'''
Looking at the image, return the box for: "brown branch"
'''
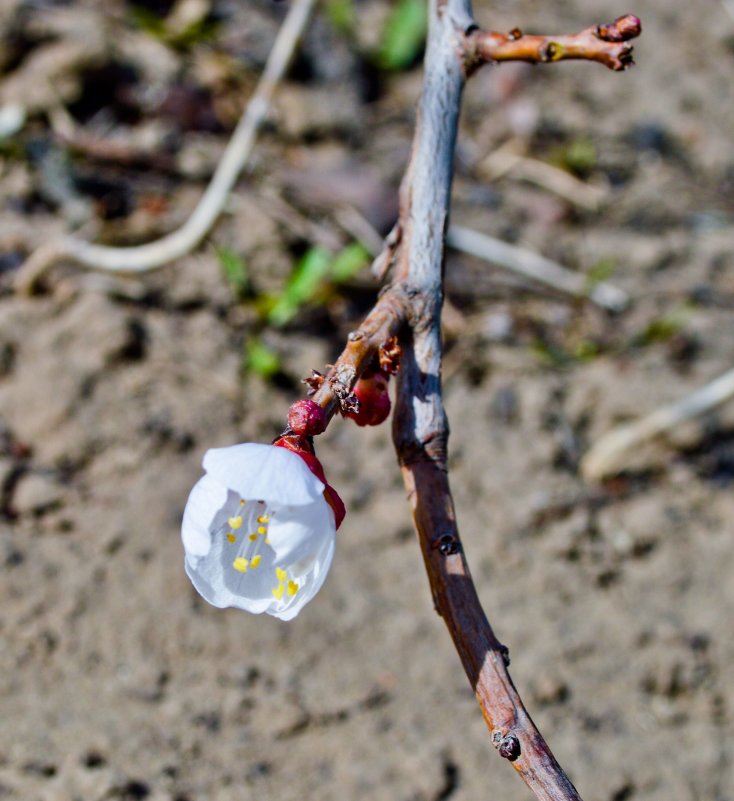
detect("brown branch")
[309,283,408,422]
[294,3,641,798]
[467,14,641,72]
[389,1,609,799]
[400,461,582,801]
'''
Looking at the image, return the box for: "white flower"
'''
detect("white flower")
[182,443,336,621]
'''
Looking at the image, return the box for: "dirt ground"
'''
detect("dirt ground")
[1,1,733,799]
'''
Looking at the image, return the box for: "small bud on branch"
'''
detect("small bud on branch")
[467,14,641,72]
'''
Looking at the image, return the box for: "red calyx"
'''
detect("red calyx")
[274,435,346,529]
[287,399,327,437]
[343,368,391,427]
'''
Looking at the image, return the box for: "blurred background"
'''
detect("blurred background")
[0,0,733,799]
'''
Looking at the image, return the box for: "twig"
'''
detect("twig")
[467,14,641,72]
[309,286,409,419]
[581,367,734,481]
[387,3,583,798]
[14,0,315,293]
[303,5,640,799]
[447,224,629,312]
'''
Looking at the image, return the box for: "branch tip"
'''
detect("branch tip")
[597,14,642,43]
[468,13,641,72]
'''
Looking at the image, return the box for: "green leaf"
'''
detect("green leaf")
[329,243,369,282]
[129,6,166,38]
[268,247,332,326]
[245,338,280,378]
[551,136,597,177]
[216,247,249,296]
[638,309,689,346]
[585,257,616,289]
[376,0,428,71]
[326,0,356,34]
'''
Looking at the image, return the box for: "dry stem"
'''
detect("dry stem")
[468,14,641,72]
[310,286,409,421]
[310,4,640,799]
[582,366,734,481]
[447,224,629,312]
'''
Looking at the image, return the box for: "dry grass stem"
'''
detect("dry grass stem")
[14,0,315,293]
[582,367,734,480]
[447,224,629,311]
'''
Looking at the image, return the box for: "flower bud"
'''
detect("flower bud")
[288,399,327,436]
[344,369,391,427]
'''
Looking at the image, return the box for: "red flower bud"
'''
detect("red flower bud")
[288,399,327,436]
[344,369,391,427]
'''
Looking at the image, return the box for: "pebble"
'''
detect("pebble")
[13,472,63,516]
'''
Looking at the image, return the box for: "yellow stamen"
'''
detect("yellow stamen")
[257,515,269,524]
[248,533,258,541]
[275,567,287,582]
[287,580,299,597]
[239,499,246,506]
[232,557,249,573]
[272,584,285,600]
[228,515,243,530]
[265,538,271,545]
[257,526,267,534]
[227,533,236,543]
[250,555,262,568]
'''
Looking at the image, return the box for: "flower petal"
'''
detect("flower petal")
[181,473,229,557]
[203,443,324,505]
[268,497,335,566]
[271,537,335,621]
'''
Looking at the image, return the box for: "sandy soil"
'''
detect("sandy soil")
[1,1,733,799]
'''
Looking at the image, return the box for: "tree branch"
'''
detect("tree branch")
[297,4,640,798]
[467,14,641,72]
[308,285,408,422]
[387,2,640,799]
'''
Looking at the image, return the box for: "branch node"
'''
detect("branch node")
[340,394,360,414]
[302,370,325,396]
[498,733,522,762]
[378,336,401,375]
[330,364,358,405]
[540,41,559,62]
[436,534,462,556]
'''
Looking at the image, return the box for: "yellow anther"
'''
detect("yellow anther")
[287,581,299,597]
[239,499,246,506]
[232,557,249,573]
[248,533,258,541]
[250,555,262,568]
[257,515,269,524]
[227,533,237,544]
[257,526,267,534]
[265,538,271,545]
[272,584,285,600]
[228,515,243,530]
[275,567,287,582]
